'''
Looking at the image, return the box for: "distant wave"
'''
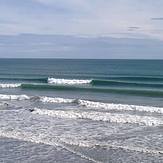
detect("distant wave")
[1,77,163,89]
[2,80,163,90]
[48,77,163,87]
[91,79,163,88]
[0,84,21,88]
[0,77,47,82]
[21,83,163,97]
[32,108,163,126]
[0,94,163,114]
[48,78,91,85]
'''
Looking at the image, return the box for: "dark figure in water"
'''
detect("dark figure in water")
[29,108,35,112]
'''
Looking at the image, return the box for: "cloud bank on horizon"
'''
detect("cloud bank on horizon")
[0,0,163,59]
[0,0,163,40]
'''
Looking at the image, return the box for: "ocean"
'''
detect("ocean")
[0,59,163,163]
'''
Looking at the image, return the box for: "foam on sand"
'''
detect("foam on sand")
[48,78,91,85]
[32,108,163,126]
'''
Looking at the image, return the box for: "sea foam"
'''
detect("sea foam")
[0,93,163,114]
[40,96,163,114]
[77,100,163,114]
[0,129,162,156]
[32,108,163,126]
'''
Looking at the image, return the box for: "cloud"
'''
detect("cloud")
[0,0,163,40]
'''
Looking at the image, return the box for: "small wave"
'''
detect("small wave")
[40,96,74,103]
[48,78,91,85]
[32,108,163,126]
[0,83,21,88]
[77,100,163,114]
[0,94,30,100]
[39,96,163,114]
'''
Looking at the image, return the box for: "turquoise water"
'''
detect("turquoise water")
[0,59,163,162]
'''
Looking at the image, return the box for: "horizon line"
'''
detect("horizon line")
[0,58,163,60]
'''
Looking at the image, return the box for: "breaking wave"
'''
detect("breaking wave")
[77,100,163,114]
[0,94,163,114]
[48,78,91,85]
[0,83,21,88]
[0,94,30,100]
[32,108,163,126]
[40,96,74,103]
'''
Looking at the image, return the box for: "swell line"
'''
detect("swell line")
[21,83,163,97]
[0,77,47,82]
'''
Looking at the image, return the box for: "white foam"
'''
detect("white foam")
[0,83,21,88]
[0,94,30,101]
[78,100,163,114]
[60,137,163,155]
[38,96,163,114]
[40,96,74,103]
[0,130,162,157]
[0,130,99,163]
[32,108,163,126]
[48,78,91,85]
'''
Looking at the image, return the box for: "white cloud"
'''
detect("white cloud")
[0,0,163,40]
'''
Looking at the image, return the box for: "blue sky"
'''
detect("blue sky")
[0,0,163,58]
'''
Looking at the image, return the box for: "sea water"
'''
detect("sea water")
[0,59,163,163]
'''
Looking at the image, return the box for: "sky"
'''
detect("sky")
[0,0,163,58]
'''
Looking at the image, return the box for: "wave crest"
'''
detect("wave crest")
[48,78,91,85]
[40,96,74,103]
